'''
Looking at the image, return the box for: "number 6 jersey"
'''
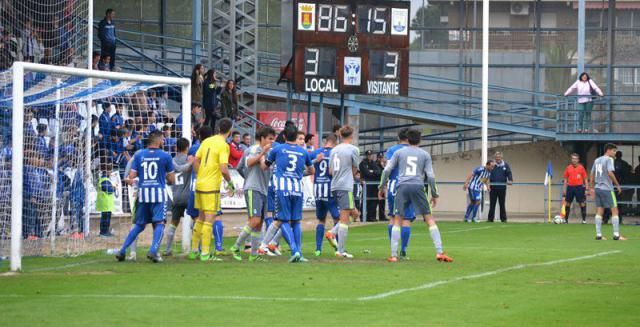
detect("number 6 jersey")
[329,143,360,193]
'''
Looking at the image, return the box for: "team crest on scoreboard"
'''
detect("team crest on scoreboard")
[343,57,361,86]
[298,3,316,31]
[391,8,409,35]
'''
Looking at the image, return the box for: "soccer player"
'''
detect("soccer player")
[563,153,589,224]
[116,130,175,263]
[380,128,416,258]
[327,126,360,259]
[463,160,496,223]
[163,138,194,256]
[189,118,235,261]
[309,134,340,256]
[379,128,453,263]
[266,124,314,263]
[230,126,276,261]
[590,143,625,241]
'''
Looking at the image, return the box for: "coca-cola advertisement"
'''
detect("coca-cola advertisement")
[258,111,317,148]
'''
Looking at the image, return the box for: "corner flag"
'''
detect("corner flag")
[544,161,553,186]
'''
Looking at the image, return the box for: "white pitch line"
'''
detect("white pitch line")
[0,293,345,303]
[28,259,108,273]
[354,226,497,242]
[2,251,622,303]
[357,250,622,301]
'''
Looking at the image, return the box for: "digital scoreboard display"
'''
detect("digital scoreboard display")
[286,0,410,96]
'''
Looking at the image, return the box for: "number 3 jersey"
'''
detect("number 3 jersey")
[385,146,439,197]
[329,143,360,193]
[131,148,175,203]
[309,146,333,200]
[267,143,312,196]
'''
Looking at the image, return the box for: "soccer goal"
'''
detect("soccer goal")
[1,62,191,271]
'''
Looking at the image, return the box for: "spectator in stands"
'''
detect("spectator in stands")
[98,102,112,148]
[488,151,513,223]
[614,151,633,217]
[147,90,158,113]
[0,30,15,69]
[158,91,169,118]
[228,130,243,168]
[35,123,51,160]
[92,51,101,70]
[239,133,251,151]
[69,165,86,239]
[39,47,53,65]
[96,162,116,237]
[176,102,203,133]
[147,111,158,133]
[111,104,124,130]
[202,69,222,129]
[305,134,315,152]
[220,79,238,120]
[98,8,117,70]
[563,72,604,133]
[98,54,111,71]
[107,129,119,163]
[21,20,41,63]
[191,64,205,105]
[360,150,382,222]
[162,125,177,156]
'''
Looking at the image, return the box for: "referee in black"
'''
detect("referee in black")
[488,152,513,222]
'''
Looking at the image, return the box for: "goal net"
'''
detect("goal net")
[0,0,90,69]
[1,62,190,271]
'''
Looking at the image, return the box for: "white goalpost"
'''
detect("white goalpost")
[6,62,191,271]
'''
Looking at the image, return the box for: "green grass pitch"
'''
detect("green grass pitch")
[1,222,638,326]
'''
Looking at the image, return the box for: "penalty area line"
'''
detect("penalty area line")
[357,250,622,301]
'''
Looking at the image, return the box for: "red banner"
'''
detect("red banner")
[257,111,317,148]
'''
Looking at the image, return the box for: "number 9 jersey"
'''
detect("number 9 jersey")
[131,148,175,203]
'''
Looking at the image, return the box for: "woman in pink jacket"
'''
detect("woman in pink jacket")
[564,72,604,133]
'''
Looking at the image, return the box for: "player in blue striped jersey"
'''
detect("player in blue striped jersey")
[463,160,496,223]
[265,124,314,263]
[117,131,175,263]
[381,128,416,258]
[309,134,340,256]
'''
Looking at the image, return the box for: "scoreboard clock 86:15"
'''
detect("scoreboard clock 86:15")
[282,0,410,96]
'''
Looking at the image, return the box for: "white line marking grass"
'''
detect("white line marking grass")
[357,250,622,301]
[1,250,621,302]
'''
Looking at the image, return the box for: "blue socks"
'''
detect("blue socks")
[471,204,480,221]
[401,226,411,254]
[120,224,145,255]
[214,220,224,251]
[149,223,165,255]
[464,204,473,220]
[280,222,298,254]
[315,223,325,251]
[292,221,302,254]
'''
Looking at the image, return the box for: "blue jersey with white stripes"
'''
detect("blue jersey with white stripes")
[267,143,311,195]
[385,143,407,194]
[132,148,174,203]
[310,147,333,200]
[469,166,491,191]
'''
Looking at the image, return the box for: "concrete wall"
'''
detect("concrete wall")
[430,140,573,215]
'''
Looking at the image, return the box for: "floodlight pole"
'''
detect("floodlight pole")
[481,0,489,165]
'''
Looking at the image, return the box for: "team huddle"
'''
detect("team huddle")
[114,119,454,263]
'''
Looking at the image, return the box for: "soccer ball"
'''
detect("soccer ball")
[553,215,565,224]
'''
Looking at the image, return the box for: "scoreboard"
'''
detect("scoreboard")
[284,0,410,96]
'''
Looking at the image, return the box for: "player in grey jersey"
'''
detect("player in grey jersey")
[230,126,277,261]
[379,129,453,263]
[590,143,625,241]
[328,126,361,259]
